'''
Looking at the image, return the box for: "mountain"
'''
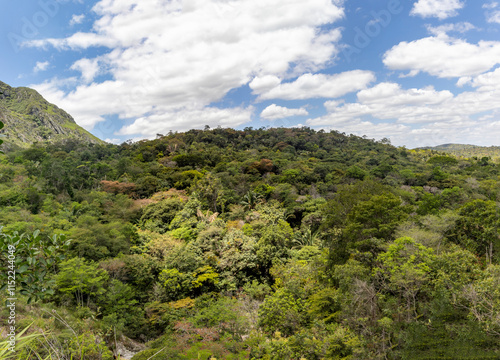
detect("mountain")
[420,143,500,159]
[0,80,103,149]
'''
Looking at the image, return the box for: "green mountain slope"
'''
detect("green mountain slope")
[2,127,500,359]
[420,143,500,159]
[0,80,103,149]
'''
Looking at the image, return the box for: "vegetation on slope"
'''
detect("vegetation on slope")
[1,126,500,359]
[0,81,103,150]
[421,143,500,161]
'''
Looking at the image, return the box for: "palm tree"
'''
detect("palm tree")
[240,191,263,210]
[292,227,321,248]
[196,209,219,223]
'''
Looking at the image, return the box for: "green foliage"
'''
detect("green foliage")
[190,296,250,340]
[428,155,459,166]
[250,322,361,360]
[53,257,109,307]
[258,288,305,336]
[0,324,43,359]
[69,219,136,260]
[424,143,500,160]
[0,228,70,303]
[461,264,500,336]
[3,127,500,359]
[345,165,366,180]
[327,189,409,266]
[140,197,185,233]
[255,219,293,271]
[98,279,139,319]
[401,318,500,359]
[373,237,435,321]
[159,268,193,301]
[345,192,407,240]
[67,332,115,360]
[0,81,103,149]
[448,199,500,262]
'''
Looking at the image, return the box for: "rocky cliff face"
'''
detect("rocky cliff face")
[0,81,103,149]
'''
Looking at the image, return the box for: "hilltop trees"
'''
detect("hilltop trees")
[2,127,500,359]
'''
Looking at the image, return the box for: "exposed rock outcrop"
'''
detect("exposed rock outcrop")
[0,80,103,149]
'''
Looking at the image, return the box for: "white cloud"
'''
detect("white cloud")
[69,14,85,26]
[33,61,50,73]
[425,22,475,36]
[316,82,455,126]
[356,82,454,106]
[483,2,498,9]
[483,1,500,23]
[456,76,472,87]
[487,11,500,23]
[249,76,281,93]
[28,0,345,138]
[260,104,308,120]
[117,106,254,136]
[411,0,465,20]
[383,35,500,78]
[319,120,411,144]
[470,67,500,91]
[70,58,100,83]
[251,70,376,100]
[307,70,500,147]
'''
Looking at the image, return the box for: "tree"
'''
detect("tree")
[258,288,305,336]
[54,257,109,307]
[240,190,263,210]
[140,197,185,233]
[345,165,366,180]
[461,265,500,336]
[329,192,408,265]
[448,199,500,263]
[0,228,71,303]
[373,237,435,322]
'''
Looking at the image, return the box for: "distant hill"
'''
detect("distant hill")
[0,80,103,149]
[419,143,500,160]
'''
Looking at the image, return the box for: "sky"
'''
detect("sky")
[1,0,500,148]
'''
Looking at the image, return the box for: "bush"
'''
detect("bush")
[258,288,305,336]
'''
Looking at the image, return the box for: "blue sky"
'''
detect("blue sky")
[2,0,500,147]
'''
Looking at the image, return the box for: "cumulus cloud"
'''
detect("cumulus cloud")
[117,106,254,136]
[70,58,100,83]
[249,76,281,93]
[487,12,500,23]
[316,82,455,126]
[410,0,465,20]
[28,0,345,138]
[307,71,500,147]
[69,14,85,26]
[260,104,308,120]
[251,70,376,100]
[33,61,50,73]
[483,2,498,9]
[484,2,500,23]
[470,67,500,91]
[425,22,475,36]
[383,35,500,78]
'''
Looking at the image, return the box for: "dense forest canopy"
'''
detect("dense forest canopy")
[1,126,500,359]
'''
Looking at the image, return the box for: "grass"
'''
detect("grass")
[0,324,43,360]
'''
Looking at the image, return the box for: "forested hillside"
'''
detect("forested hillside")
[422,143,500,161]
[1,126,500,359]
[0,81,102,149]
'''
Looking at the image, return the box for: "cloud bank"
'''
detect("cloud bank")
[30,0,345,137]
